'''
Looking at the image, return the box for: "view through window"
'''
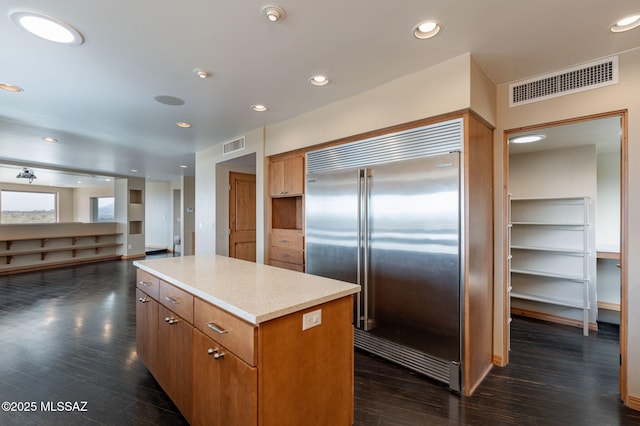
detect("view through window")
[1,190,57,223]
[91,197,115,222]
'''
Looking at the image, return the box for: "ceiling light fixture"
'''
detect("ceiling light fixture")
[309,75,330,86]
[261,5,286,22]
[9,9,84,45]
[176,122,192,128]
[179,165,188,169]
[610,14,640,33]
[251,104,268,112]
[130,169,139,173]
[413,20,442,39]
[42,137,57,143]
[0,83,23,92]
[509,135,546,144]
[193,68,212,79]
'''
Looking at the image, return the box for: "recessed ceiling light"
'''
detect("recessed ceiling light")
[193,68,212,79]
[179,164,188,168]
[0,83,23,92]
[9,9,84,45]
[251,104,268,112]
[105,178,111,182]
[176,122,192,128]
[510,135,546,144]
[42,137,57,143]
[261,5,286,22]
[309,75,330,86]
[610,14,640,33]
[413,20,442,39]
[131,169,139,173]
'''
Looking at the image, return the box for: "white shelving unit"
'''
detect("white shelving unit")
[509,196,591,336]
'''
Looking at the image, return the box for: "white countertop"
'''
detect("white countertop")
[134,255,360,325]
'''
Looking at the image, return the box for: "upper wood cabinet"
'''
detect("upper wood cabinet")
[269,154,304,197]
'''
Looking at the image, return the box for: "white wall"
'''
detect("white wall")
[195,129,265,262]
[73,185,114,223]
[145,181,172,249]
[597,151,621,250]
[495,48,640,402]
[509,145,598,323]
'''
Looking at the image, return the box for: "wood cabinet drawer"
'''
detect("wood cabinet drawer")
[159,280,194,324]
[269,259,305,272]
[137,269,160,300]
[194,298,257,366]
[271,229,304,250]
[270,246,304,265]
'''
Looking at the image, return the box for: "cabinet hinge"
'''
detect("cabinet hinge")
[228,184,232,191]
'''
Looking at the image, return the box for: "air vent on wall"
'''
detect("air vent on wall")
[509,56,618,107]
[222,136,245,155]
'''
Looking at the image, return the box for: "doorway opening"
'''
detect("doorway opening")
[215,153,257,260]
[503,111,628,401]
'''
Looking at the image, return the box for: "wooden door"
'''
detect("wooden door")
[229,172,256,262]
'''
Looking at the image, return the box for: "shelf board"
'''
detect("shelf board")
[510,221,587,227]
[511,245,588,255]
[510,268,588,282]
[510,291,588,310]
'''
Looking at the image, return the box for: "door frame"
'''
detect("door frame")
[501,110,628,402]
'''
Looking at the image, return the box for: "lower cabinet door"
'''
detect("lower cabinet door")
[192,329,257,426]
[158,305,193,422]
[136,288,158,376]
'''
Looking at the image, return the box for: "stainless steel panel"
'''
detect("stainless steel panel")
[305,168,359,285]
[306,118,463,174]
[366,153,460,362]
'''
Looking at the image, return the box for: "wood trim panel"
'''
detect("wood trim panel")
[598,301,621,312]
[463,112,495,396]
[627,395,640,411]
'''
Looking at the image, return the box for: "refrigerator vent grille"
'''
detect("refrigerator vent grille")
[354,329,452,386]
[306,118,463,173]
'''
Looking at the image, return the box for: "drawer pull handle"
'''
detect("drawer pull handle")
[139,280,152,287]
[207,321,229,334]
[278,239,289,243]
[164,296,180,304]
[165,316,179,325]
[278,253,290,258]
[207,347,225,359]
[138,297,150,303]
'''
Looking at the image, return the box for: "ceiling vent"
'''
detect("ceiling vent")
[509,56,618,107]
[222,136,245,155]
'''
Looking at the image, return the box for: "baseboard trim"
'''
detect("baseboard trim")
[511,308,598,331]
[627,395,640,411]
[598,301,621,312]
[492,354,505,367]
[122,253,146,260]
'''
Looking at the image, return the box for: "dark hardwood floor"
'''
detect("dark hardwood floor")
[0,258,638,425]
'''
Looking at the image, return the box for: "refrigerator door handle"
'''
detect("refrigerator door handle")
[362,168,371,331]
[356,169,363,329]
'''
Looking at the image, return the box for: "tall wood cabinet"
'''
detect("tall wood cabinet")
[268,153,305,272]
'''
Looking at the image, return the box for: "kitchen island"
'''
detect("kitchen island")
[134,255,360,425]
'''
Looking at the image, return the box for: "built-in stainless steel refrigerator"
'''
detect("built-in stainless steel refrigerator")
[305,119,465,392]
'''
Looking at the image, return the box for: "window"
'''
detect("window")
[91,197,115,222]
[1,190,57,223]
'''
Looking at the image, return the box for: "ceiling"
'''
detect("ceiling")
[1,1,638,186]
[508,116,622,156]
